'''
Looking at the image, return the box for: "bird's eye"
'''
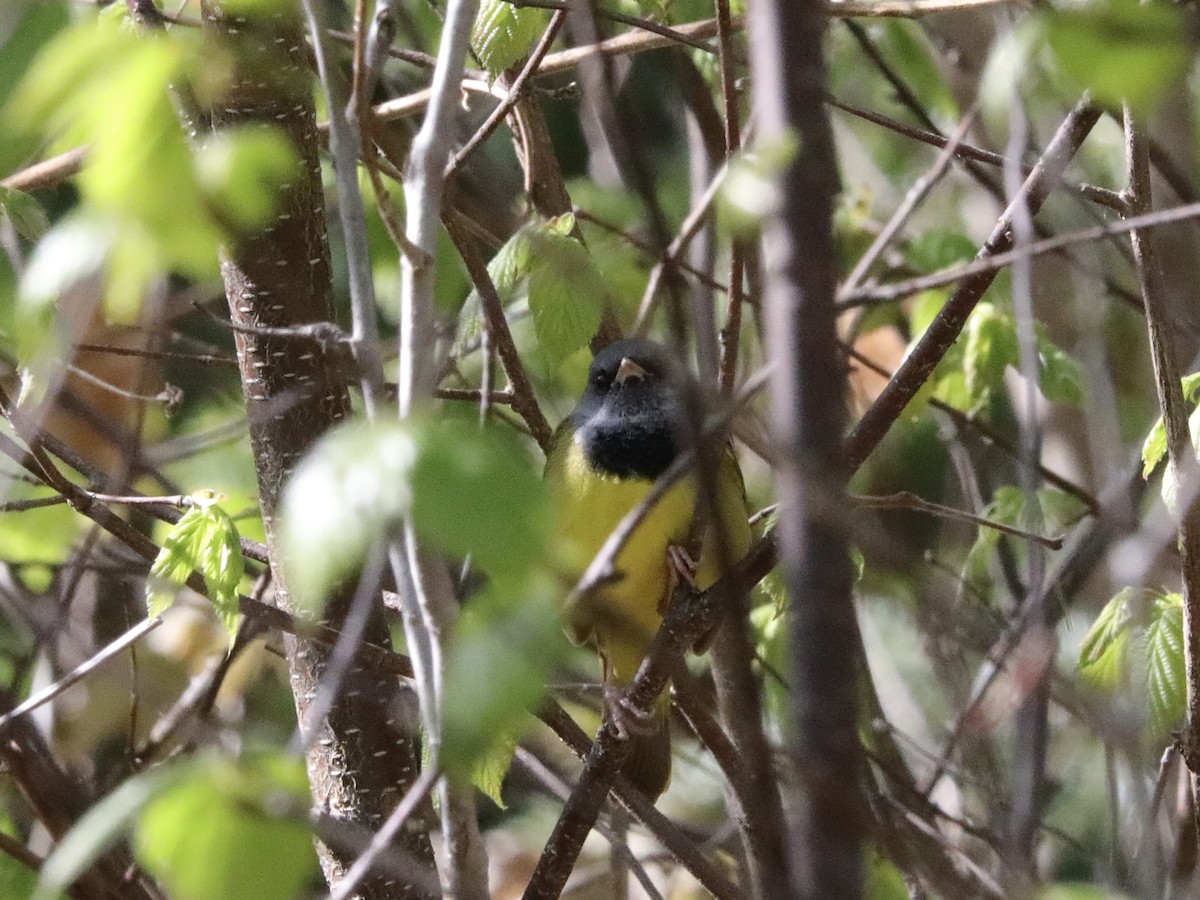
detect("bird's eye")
[593,373,610,389]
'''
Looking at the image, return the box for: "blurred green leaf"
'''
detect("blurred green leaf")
[1038,339,1084,407]
[1145,591,1184,739]
[194,128,300,233]
[717,131,799,236]
[1140,372,1200,479]
[904,230,976,274]
[146,490,245,641]
[0,186,48,241]
[1043,0,1187,113]
[134,753,316,900]
[35,765,183,900]
[410,420,550,577]
[279,419,417,612]
[864,846,909,900]
[962,303,1018,412]
[471,0,550,73]
[443,579,564,776]
[280,417,551,611]
[5,10,221,318]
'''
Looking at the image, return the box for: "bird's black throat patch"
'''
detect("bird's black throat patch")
[574,396,680,480]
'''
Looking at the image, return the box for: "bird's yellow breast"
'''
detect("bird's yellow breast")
[553,436,697,679]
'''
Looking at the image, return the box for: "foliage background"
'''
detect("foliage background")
[1,0,1200,898]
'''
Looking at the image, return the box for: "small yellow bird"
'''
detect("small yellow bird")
[545,338,752,800]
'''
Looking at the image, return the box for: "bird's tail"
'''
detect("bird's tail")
[620,697,671,801]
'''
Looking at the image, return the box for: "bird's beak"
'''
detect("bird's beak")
[615,357,647,386]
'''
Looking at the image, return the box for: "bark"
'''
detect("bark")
[200,7,434,896]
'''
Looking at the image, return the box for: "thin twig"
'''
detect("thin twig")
[444,214,554,450]
[0,616,162,732]
[839,108,977,300]
[329,767,442,900]
[838,198,1200,308]
[852,491,1063,549]
[444,11,566,182]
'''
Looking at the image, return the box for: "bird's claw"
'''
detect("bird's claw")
[604,685,657,740]
[666,543,698,596]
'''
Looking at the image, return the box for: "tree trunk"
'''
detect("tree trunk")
[201,7,435,896]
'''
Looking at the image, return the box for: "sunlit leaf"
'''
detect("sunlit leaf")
[146,490,245,641]
[472,730,518,809]
[5,10,221,318]
[1144,592,1184,739]
[1141,372,1200,479]
[471,0,550,74]
[962,303,1018,412]
[1078,587,1137,691]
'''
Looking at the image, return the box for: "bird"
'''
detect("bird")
[544,337,752,800]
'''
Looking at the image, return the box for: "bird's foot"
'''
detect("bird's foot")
[603,684,657,740]
[665,544,698,607]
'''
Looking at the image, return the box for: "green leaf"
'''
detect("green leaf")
[1038,340,1084,407]
[194,127,300,233]
[410,419,551,578]
[904,230,977,274]
[146,490,245,641]
[1078,587,1137,691]
[962,303,1018,412]
[524,229,606,364]
[1142,417,1167,479]
[475,219,607,363]
[472,730,518,809]
[875,22,958,126]
[133,753,316,900]
[1141,371,1200,479]
[279,419,417,612]
[280,417,552,611]
[471,0,550,73]
[35,765,183,900]
[443,579,566,776]
[0,186,48,241]
[1043,0,1188,113]
[6,12,220,318]
[1144,592,1185,739]
[717,131,800,236]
